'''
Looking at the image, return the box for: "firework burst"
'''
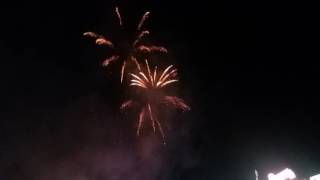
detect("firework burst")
[121,60,190,144]
[84,7,167,83]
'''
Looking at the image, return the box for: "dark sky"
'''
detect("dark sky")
[1,0,319,180]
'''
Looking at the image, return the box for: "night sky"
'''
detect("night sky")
[1,0,319,180]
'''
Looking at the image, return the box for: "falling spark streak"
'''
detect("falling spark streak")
[130,80,147,88]
[122,60,190,143]
[131,79,144,84]
[158,65,173,82]
[102,55,119,67]
[158,69,178,86]
[83,32,100,38]
[147,103,156,132]
[83,32,113,47]
[160,79,178,87]
[96,38,113,46]
[163,96,190,111]
[139,72,150,83]
[153,66,157,83]
[137,45,168,54]
[121,61,126,83]
[131,78,146,85]
[137,12,150,30]
[130,73,145,83]
[84,7,167,83]
[130,83,147,89]
[145,60,154,86]
[120,100,133,109]
[131,57,141,71]
[115,7,122,26]
[154,116,166,144]
[133,30,150,46]
[137,108,146,135]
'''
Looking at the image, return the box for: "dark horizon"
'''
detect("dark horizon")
[1,0,319,180]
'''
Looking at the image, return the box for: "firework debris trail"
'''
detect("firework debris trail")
[121,60,190,144]
[83,6,167,83]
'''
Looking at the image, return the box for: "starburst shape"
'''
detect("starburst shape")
[121,60,190,143]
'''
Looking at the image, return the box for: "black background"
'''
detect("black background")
[1,0,319,180]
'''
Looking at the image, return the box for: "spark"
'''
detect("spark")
[115,7,122,26]
[133,30,150,46]
[131,57,141,71]
[137,45,168,54]
[137,12,150,31]
[122,60,190,144]
[121,61,127,83]
[102,55,119,67]
[83,32,113,47]
[84,7,167,83]
[120,100,134,109]
[137,107,146,136]
[163,96,190,111]
[147,103,156,132]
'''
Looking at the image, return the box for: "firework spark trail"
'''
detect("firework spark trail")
[139,72,150,84]
[84,7,167,83]
[147,103,156,132]
[130,73,146,86]
[154,115,166,144]
[158,65,173,81]
[145,60,154,86]
[115,7,122,26]
[122,60,190,143]
[137,108,146,135]
[96,38,113,46]
[102,55,119,67]
[137,45,168,54]
[157,67,177,87]
[133,30,150,46]
[83,32,100,38]
[120,100,133,109]
[131,57,141,71]
[163,96,190,111]
[121,61,127,83]
[137,12,150,30]
[153,66,157,84]
[158,70,177,86]
[159,79,178,87]
[83,32,113,47]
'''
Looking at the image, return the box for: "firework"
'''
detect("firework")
[121,60,190,144]
[84,7,167,83]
